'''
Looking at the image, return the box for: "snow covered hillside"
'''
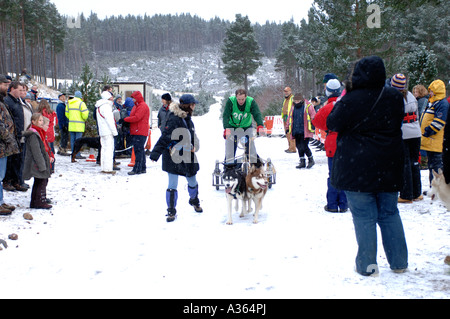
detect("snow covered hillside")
[94,46,281,94]
[0,100,449,299]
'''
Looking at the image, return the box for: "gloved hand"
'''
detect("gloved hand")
[423,127,434,138]
[223,128,231,140]
[257,125,265,136]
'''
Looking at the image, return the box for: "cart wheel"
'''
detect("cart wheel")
[215,176,220,190]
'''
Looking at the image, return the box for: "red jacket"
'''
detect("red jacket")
[124,91,150,136]
[311,96,338,158]
[42,108,57,143]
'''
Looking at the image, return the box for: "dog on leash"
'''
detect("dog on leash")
[245,165,268,224]
[429,169,450,211]
[224,167,251,225]
[71,136,101,163]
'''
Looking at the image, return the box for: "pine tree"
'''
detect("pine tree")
[405,44,437,89]
[274,21,301,88]
[221,14,263,92]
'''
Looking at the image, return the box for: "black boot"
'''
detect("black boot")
[188,185,203,213]
[166,189,178,222]
[296,158,306,169]
[307,156,315,169]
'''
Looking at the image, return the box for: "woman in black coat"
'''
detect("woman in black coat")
[150,94,202,222]
[326,56,408,276]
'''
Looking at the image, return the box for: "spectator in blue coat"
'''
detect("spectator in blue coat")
[56,93,69,155]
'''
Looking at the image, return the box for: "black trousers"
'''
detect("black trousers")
[31,178,48,207]
[400,137,421,200]
[294,134,312,159]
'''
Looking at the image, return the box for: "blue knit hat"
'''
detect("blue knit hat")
[74,91,82,98]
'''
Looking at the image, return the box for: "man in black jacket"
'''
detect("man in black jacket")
[327,56,408,277]
[3,81,27,192]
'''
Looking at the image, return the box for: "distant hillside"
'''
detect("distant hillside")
[92,45,282,95]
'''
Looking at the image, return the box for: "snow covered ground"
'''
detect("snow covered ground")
[0,101,449,299]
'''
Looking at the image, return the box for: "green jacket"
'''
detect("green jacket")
[223,96,264,129]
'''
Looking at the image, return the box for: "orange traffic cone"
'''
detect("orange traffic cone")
[86,148,96,162]
[128,148,135,167]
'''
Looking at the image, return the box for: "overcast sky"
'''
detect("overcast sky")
[50,0,314,24]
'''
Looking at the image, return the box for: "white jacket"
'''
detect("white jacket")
[402,91,421,140]
[95,93,118,137]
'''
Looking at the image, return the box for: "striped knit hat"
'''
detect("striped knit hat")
[391,74,407,90]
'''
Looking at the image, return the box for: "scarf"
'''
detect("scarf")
[31,124,52,158]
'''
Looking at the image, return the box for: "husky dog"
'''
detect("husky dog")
[245,165,268,224]
[224,167,251,225]
[430,169,450,211]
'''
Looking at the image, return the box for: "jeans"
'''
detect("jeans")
[327,157,347,211]
[426,151,443,186]
[345,191,408,275]
[131,135,147,174]
[70,132,83,153]
[0,157,7,205]
[168,173,198,190]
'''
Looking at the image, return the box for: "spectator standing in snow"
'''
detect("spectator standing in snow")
[150,94,202,222]
[281,87,296,153]
[23,113,52,209]
[389,74,423,203]
[312,79,348,213]
[420,79,449,187]
[0,75,20,215]
[96,91,119,175]
[443,104,450,184]
[327,56,408,277]
[66,91,89,159]
[288,93,316,169]
[3,81,27,192]
[158,93,172,133]
[56,94,69,155]
[38,99,57,173]
[124,91,149,175]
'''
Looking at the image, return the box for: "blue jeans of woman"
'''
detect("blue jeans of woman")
[131,135,147,174]
[345,191,408,275]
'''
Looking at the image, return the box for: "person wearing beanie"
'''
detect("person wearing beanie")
[420,79,449,187]
[288,93,316,169]
[390,74,423,203]
[158,93,172,133]
[312,79,348,213]
[150,93,202,222]
[65,90,89,159]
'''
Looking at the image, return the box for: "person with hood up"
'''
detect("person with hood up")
[389,74,423,203]
[124,91,149,175]
[312,78,348,213]
[66,91,89,158]
[96,91,118,175]
[327,56,408,277]
[150,94,202,222]
[420,79,449,187]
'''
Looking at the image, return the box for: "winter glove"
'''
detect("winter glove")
[223,128,231,140]
[257,125,265,136]
[422,126,435,138]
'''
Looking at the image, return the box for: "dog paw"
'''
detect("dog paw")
[226,220,233,225]
[253,219,258,224]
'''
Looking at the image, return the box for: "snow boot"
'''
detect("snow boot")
[307,156,315,169]
[166,189,178,222]
[188,185,203,213]
[296,158,306,169]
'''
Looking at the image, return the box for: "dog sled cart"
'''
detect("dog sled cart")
[212,136,276,190]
